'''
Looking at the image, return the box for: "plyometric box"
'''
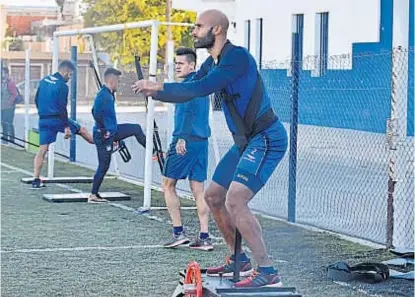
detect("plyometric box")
[43,192,131,203]
[21,177,93,184]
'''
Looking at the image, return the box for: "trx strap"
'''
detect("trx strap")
[88,61,131,162]
[327,261,389,283]
[1,133,70,159]
[133,55,165,173]
[216,42,277,152]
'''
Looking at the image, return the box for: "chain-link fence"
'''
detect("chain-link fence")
[259,47,414,248]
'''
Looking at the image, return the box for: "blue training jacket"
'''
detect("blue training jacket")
[155,41,273,135]
[173,72,211,140]
[35,72,70,127]
[92,85,117,136]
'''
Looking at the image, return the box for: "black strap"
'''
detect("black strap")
[134,55,165,172]
[221,90,248,150]
[243,73,264,135]
[327,261,389,283]
[215,41,277,152]
[114,140,131,162]
[221,73,275,151]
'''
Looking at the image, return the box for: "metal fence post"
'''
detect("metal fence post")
[288,14,303,222]
[70,46,77,162]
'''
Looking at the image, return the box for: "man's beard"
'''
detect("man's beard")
[194,28,215,49]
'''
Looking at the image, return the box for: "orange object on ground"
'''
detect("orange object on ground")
[184,261,203,297]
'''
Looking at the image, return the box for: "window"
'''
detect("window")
[313,12,329,76]
[244,20,251,52]
[255,18,263,69]
[288,14,304,77]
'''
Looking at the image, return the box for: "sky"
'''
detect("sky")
[0,0,58,7]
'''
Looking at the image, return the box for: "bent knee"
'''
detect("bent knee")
[162,178,176,193]
[38,145,49,154]
[225,187,249,212]
[190,181,204,194]
[204,188,225,209]
[134,124,144,134]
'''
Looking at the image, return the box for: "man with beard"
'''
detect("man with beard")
[89,67,148,203]
[132,9,288,288]
[32,60,94,189]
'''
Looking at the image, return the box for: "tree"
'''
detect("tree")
[82,0,196,66]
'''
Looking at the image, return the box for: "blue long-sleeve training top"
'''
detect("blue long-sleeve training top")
[155,41,273,135]
[173,72,211,140]
[35,72,70,127]
[92,85,118,136]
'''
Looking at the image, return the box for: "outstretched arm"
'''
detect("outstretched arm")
[132,49,249,103]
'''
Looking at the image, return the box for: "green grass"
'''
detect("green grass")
[1,145,413,297]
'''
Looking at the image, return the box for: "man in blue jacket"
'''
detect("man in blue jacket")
[89,67,147,203]
[132,9,288,288]
[162,48,212,251]
[32,60,94,189]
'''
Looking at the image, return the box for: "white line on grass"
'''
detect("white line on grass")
[1,162,223,240]
[1,162,33,175]
[1,245,165,254]
[1,170,19,174]
[148,206,197,210]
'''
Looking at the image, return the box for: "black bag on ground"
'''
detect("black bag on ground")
[327,261,389,283]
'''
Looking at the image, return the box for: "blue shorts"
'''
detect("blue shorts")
[163,137,208,182]
[212,120,288,194]
[39,118,81,145]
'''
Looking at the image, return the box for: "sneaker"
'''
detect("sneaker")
[206,257,253,277]
[31,179,46,189]
[88,194,109,203]
[163,232,190,248]
[233,269,283,288]
[189,237,214,251]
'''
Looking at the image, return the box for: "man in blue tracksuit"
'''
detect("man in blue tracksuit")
[133,9,288,288]
[89,68,147,203]
[32,60,94,189]
[161,48,212,251]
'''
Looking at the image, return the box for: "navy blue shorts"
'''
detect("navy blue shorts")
[39,118,81,145]
[163,137,209,182]
[212,120,288,194]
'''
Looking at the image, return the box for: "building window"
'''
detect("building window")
[314,12,329,76]
[255,18,263,69]
[244,20,251,52]
[288,14,304,77]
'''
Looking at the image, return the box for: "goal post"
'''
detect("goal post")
[49,19,221,210]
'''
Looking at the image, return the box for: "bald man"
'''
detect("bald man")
[132,9,287,288]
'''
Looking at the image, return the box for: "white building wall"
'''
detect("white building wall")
[173,0,381,65]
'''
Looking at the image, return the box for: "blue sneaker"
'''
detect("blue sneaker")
[31,178,46,189]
